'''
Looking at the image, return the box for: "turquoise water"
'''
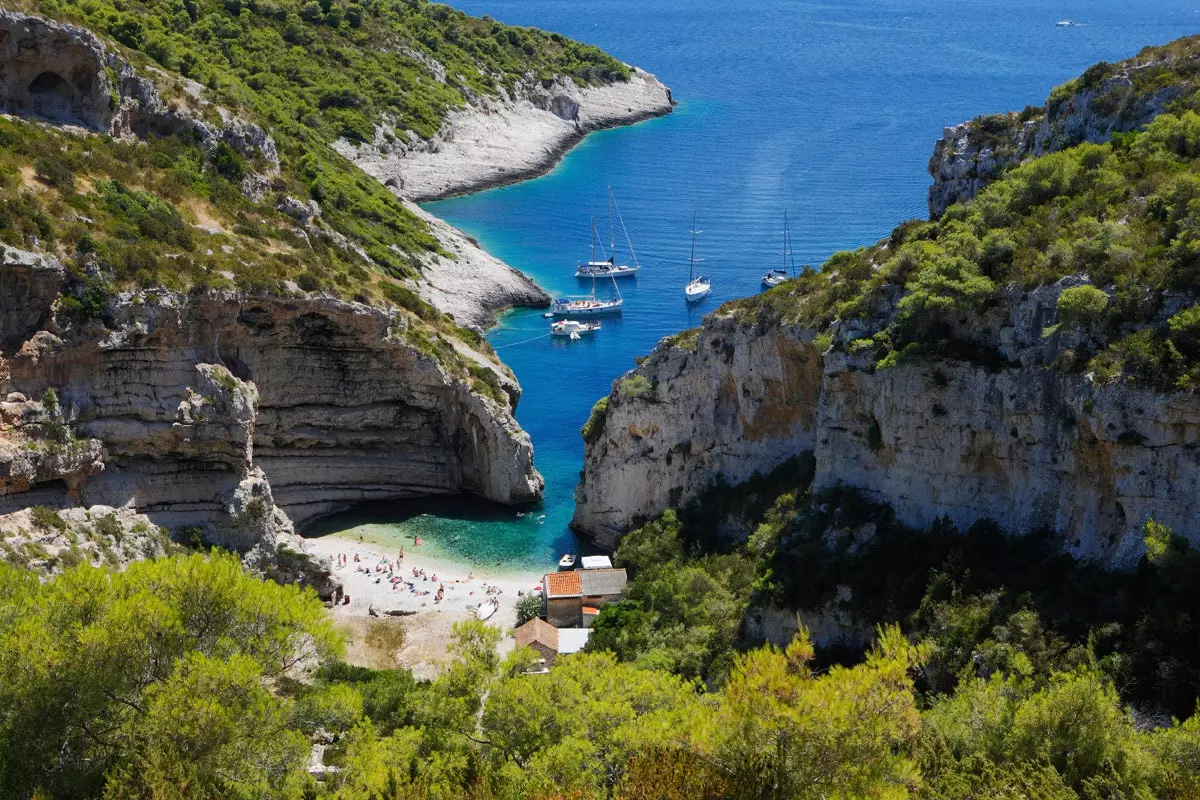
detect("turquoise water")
[309,0,1200,570]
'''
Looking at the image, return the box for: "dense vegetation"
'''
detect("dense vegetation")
[5,542,1200,799]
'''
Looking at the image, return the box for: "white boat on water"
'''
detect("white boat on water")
[575,188,642,279]
[548,271,623,317]
[1056,19,1077,26]
[558,553,577,569]
[551,320,600,341]
[761,210,798,289]
[685,211,712,303]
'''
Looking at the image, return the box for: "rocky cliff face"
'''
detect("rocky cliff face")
[572,317,821,549]
[339,68,675,203]
[574,285,1200,567]
[1,251,542,562]
[0,11,278,165]
[928,53,1192,217]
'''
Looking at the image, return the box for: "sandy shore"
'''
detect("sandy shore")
[304,534,544,679]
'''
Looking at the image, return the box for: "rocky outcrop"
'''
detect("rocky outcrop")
[339,68,674,203]
[405,200,549,330]
[928,57,1190,217]
[0,11,277,166]
[0,252,543,560]
[574,285,1200,568]
[572,318,822,549]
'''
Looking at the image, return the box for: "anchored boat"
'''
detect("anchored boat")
[575,187,641,279]
[684,210,712,303]
[551,319,601,341]
[762,210,797,289]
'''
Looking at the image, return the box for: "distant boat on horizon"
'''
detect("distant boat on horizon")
[1056,19,1078,27]
[684,210,712,303]
[575,187,641,279]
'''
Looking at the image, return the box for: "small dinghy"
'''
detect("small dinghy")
[551,320,600,341]
[558,553,577,569]
[475,597,499,621]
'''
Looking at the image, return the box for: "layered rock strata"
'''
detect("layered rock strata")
[574,284,1200,568]
[1,253,543,560]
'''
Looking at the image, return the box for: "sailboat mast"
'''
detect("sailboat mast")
[783,210,789,275]
[590,216,597,265]
[689,210,698,283]
[608,188,616,264]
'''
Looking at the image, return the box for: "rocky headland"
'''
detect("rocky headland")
[337,68,674,203]
[928,36,1200,217]
[576,36,1200,571]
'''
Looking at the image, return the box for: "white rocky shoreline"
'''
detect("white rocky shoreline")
[345,69,675,328]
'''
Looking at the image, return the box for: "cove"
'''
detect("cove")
[313,0,1200,570]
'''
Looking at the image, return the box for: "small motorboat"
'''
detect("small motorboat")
[1056,19,1077,26]
[551,320,601,341]
[558,553,577,569]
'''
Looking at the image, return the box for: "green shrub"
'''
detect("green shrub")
[581,396,609,444]
[619,374,653,400]
[29,506,66,533]
[1057,285,1108,326]
[33,157,75,192]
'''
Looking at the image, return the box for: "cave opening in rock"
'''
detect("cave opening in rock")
[27,70,74,119]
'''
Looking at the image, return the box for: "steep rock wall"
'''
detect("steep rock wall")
[574,291,1200,567]
[1,254,542,559]
[928,59,1188,217]
[572,316,822,549]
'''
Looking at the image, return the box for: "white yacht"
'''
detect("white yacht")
[762,210,797,289]
[684,211,711,303]
[558,553,577,569]
[575,188,642,279]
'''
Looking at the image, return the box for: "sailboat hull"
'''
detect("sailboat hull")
[575,264,641,279]
[551,301,624,317]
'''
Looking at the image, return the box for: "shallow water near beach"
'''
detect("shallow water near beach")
[310,0,1200,570]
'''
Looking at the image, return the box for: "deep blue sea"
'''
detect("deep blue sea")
[308,0,1200,571]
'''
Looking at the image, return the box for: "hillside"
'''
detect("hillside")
[0,1,673,564]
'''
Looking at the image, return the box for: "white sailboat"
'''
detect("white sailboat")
[549,227,624,317]
[762,210,797,289]
[684,211,711,303]
[575,187,641,279]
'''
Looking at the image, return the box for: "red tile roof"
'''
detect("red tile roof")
[544,570,582,597]
[515,617,558,650]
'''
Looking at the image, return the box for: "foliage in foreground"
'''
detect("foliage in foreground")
[2,545,1200,799]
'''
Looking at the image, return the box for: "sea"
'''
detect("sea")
[304,0,1200,571]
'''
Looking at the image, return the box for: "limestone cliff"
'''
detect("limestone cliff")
[1,250,542,561]
[337,68,675,203]
[574,282,1200,568]
[928,38,1200,217]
